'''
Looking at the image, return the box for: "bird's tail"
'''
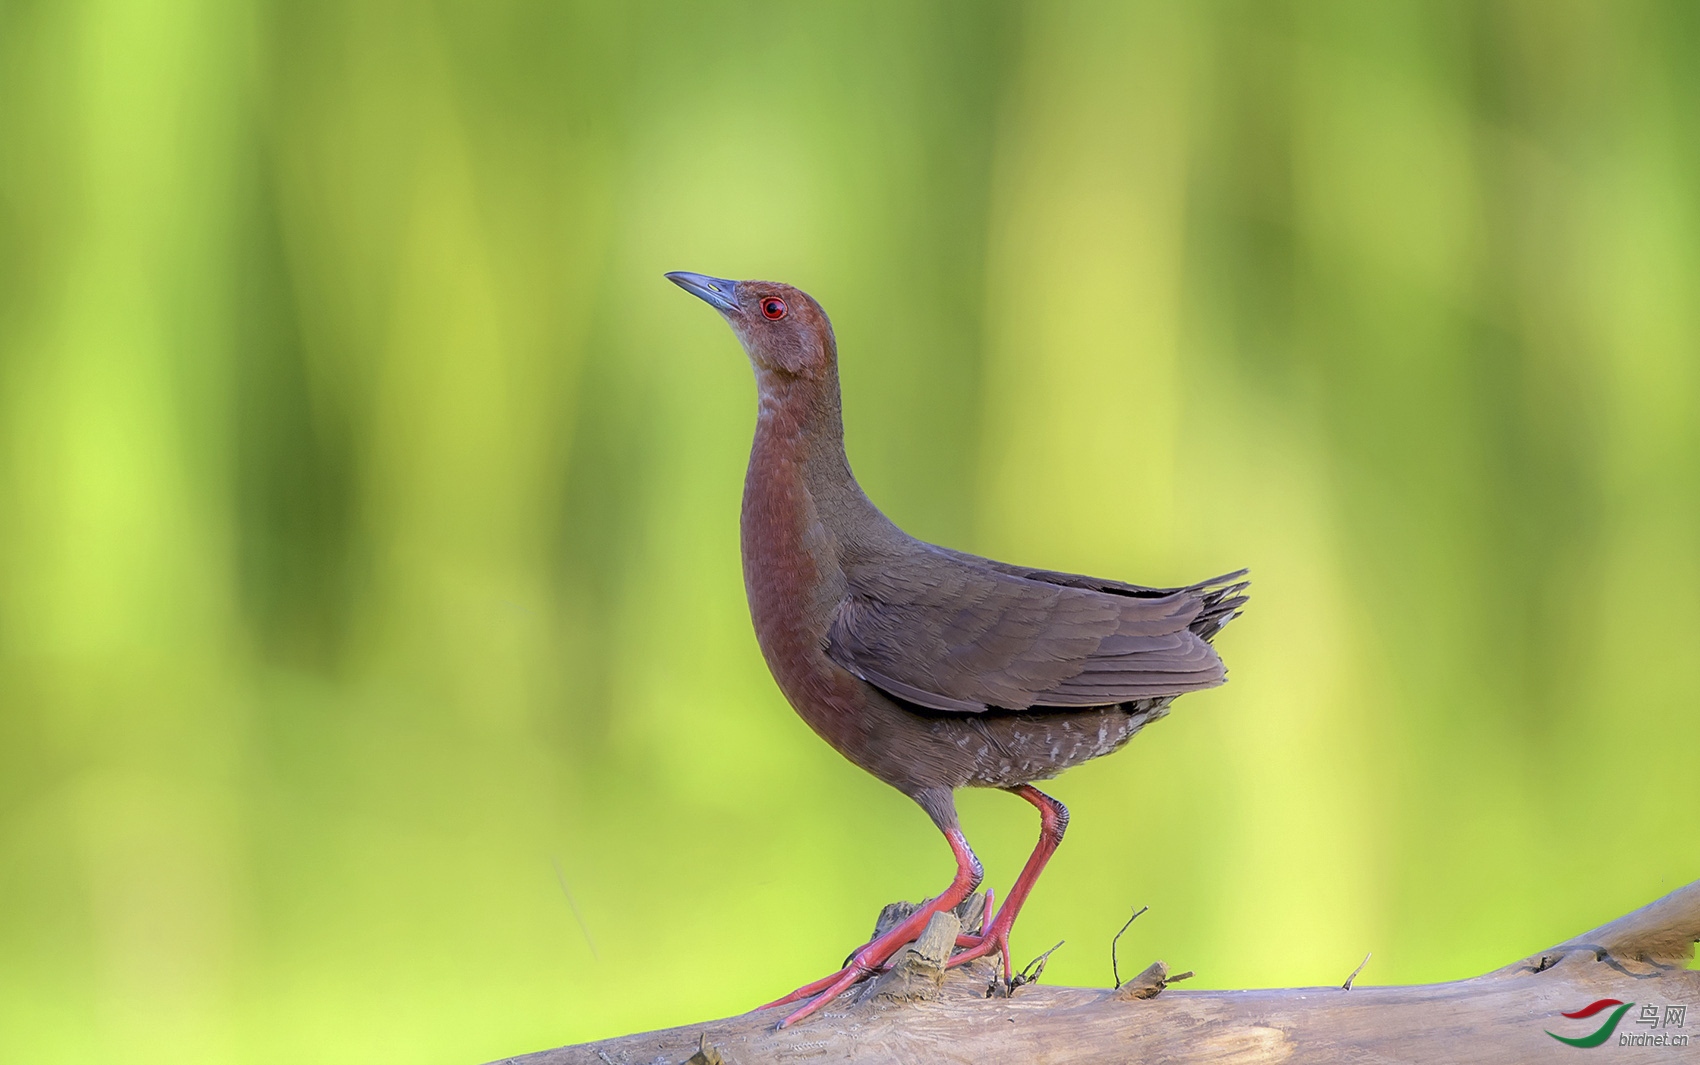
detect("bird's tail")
[1185,569,1250,643]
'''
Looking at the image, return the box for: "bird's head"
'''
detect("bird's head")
[666,272,836,380]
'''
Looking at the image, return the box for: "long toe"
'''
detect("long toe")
[758,924,907,1020]
[777,966,875,1028]
[758,965,862,1011]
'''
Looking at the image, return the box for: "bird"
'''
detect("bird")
[666,271,1247,1027]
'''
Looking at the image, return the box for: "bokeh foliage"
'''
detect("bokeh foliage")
[2,1,1698,1061]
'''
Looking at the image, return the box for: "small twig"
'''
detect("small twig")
[1111,905,1149,988]
[1342,952,1371,991]
[1168,970,1195,983]
[987,940,1066,998]
[1014,941,1065,988]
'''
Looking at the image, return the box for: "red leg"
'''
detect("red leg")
[762,826,982,1027]
[955,886,993,948]
[947,785,1067,982]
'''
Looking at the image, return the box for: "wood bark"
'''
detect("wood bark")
[492,878,1700,1064]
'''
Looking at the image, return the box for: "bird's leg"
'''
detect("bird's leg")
[762,826,982,1027]
[951,886,995,950]
[947,784,1068,983]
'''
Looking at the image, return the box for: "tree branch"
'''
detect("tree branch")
[493,878,1700,1064]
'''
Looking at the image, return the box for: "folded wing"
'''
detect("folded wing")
[826,546,1241,714]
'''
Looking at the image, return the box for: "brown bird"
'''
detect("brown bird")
[667,272,1247,1027]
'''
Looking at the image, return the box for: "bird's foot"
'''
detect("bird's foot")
[953,932,1062,998]
[947,926,1012,984]
[761,909,947,1026]
[762,890,992,1027]
[763,960,878,1027]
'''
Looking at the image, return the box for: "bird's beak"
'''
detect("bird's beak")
[666,271,741,313]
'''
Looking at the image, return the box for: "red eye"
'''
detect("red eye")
[761,297,787,320]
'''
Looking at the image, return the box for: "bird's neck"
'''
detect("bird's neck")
[741,365,890,623]
[747,367,863,519]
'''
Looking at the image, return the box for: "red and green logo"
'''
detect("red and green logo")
[1547,999,1634,1048]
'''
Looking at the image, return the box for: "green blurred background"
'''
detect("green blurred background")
[2,0,1697,1061]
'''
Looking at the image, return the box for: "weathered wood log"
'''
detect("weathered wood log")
[492,878,1700,1064]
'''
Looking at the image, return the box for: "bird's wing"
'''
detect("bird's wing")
[826,546,1228,713]
[944,551,1251,642]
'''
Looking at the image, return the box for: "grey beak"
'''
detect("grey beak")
[666,271,741,313]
